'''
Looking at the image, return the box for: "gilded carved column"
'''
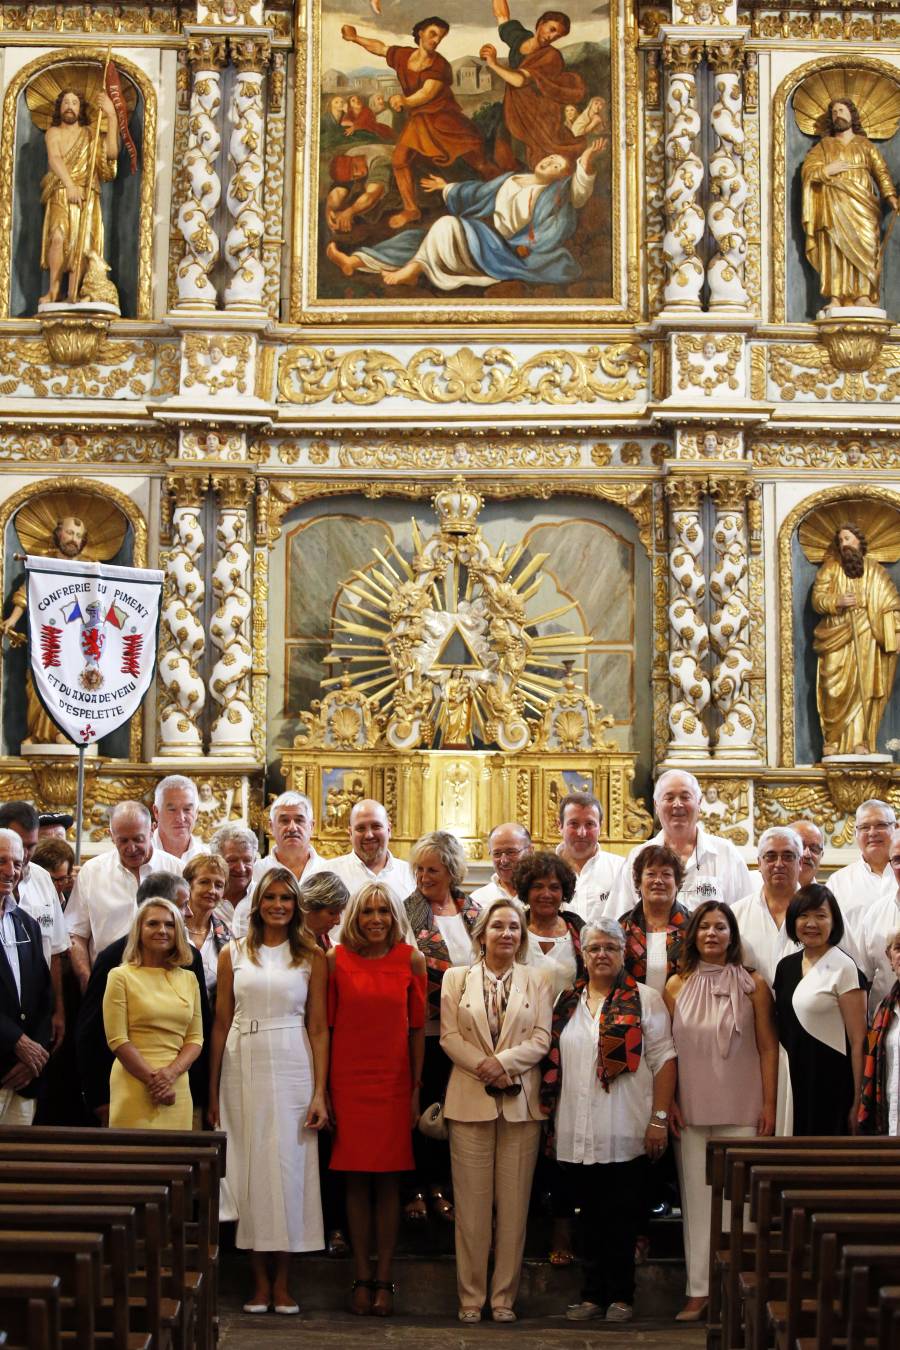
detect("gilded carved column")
[662,40,705,313]
[666,477,710,755]
[158,475,208,754]
[706,41,750,313]
[224,36,270,312]
[176,36,227,311]
[251,479,271,759]
[209,474,255,756]
[709,477,758,758]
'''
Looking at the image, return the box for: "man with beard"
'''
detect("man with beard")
[0,516,89,745]
[801,98,897,310]
[41,87,120,304]
[812,523,900,756]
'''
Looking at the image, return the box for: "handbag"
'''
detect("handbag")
[417,1099,449,1141]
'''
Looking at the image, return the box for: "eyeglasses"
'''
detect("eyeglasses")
[761,852,800,864]
[803,845,825,857]
[584,943,622,957]
[484,1082,522,1098]
[490,848,525,861]
[0,926,32,950]
[858,824,893,835]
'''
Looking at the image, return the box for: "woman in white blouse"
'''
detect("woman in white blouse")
[859,928,900,1134]
[440,898,552,1324]
[619,845,691,995]
[540,918,677,1324]
[515,851,584,1001]
[182,854,232,1011]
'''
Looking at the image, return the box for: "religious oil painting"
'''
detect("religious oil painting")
[293,0,631,322]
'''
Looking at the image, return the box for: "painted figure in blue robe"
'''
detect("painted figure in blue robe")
[326,140,603,290]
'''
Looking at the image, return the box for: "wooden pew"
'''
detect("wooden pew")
[762,1189,900,1350]
[877,1285,900,1350]
[0,1233,101,1350]
[706,1135,900,1345]
[0,1273,62,1350]
[0,1162,194,1350]
[841,1246,900,1350]
[0,1206,145,1350]
[793,1214,900,1350]
[0,1184,173,1350]
[0,1143,217,1350]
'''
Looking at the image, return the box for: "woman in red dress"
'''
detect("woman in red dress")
[327,882,426,1317]
[341,17,496,227]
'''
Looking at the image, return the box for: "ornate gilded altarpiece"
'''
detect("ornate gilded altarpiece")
[1,0,900,872]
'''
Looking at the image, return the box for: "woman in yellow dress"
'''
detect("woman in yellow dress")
[103,897,203,1129]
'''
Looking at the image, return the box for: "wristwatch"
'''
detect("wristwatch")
[652,1110,668,1123]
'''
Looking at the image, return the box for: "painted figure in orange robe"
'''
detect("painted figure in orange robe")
[480,0,586,170]
[341,17,497,228]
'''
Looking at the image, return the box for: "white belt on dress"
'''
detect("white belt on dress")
[235,1014,305,1035]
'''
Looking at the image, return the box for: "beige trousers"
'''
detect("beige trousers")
[675,1122,756,1297]
[448,1116,542,1312]
[0,1088,36,1125]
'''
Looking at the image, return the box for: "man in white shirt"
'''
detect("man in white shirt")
[609,770,751,918]
[828,798,896,928]
[328,799,414,905]
[66,801,182,989]
[852,825,900,1014]
[470,823,532,907]
[233,792,323,938]
[733,826,803,1137]
[0,800,69,1051]
[556,793,623,923]
[151,774,209,864]
[744,818,826,899]
[209,823,259,925]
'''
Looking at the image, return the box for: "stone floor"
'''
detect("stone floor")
[217,1250,706,1348]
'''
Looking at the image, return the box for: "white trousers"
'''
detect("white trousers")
[675,1123,756,1297]
[0,1088,36,1125]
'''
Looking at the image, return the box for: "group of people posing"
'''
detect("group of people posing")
[3,771,900,1325]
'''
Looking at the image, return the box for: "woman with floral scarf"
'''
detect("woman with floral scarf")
[619,845,689,994]
[859,929,900,1134]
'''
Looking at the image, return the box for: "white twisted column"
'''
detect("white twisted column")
[158,475,208,754]
[707,41,750,313]
[709,477,756,757]
[224,37,269,313]
[209,475,254,756]
[662,39,705,313]
[176,36,226,311]
[666,477,710,755]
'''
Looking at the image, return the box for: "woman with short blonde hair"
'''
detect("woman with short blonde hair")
[103,899,203,1131]
[182,855,232,1004]
[341,882,405,952]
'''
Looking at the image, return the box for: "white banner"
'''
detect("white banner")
[25,556,164,747]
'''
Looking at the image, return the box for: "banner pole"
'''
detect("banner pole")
[74,745,86,866]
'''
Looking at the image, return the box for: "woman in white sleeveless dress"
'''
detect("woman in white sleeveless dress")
[209,867,329,1313]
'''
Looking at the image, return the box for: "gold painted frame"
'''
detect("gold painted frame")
[0,476,149,760]
[0,47,157,320]
[777,484,900,767]
[770,55,900,324]
[289,0,640,325]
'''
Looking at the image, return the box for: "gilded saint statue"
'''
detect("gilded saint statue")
[0,492,127,748]
[40,86,119,305]
[812,522,900,757]
[801,98,898,310]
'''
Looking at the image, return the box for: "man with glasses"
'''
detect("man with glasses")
[828,799,896,925]
[851,825,900,1015]
[789,819,825,889]
[0,828,53,1124]
[471,823,533,907]
[733,827,803,1136]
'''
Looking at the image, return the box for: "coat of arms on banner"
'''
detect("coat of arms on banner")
[26,556,163,745]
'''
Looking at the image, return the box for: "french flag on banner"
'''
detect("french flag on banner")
[105,61,138,174]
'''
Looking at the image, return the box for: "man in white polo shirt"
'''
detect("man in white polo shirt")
[828,799,896,929]
[609,769,751,917]
[328,799,414,904]
[66,800,182,990]
[232,791,324,938]
[151,774,209,864]
[470,822,533,907]
[556,792,623,923]
[0,799,69,1051]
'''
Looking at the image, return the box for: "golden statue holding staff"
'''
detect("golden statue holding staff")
[797,76,900,310]
[807,513,900,757]
[39,83,119,304]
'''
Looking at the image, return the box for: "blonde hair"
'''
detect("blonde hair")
[340,882,405,953]
[409,830,467,889]
[183,853,228,887]
[245,867,317,967]
[122,897,192,969]
[885,929,900,955]
[469,896,528,963]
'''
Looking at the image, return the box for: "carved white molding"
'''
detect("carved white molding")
[710,494,757,756]
[209,497,254,754]
[667,491,711,752]
[176,59,223,310]
[707,67,750,313]
[662,52,705,312]
[224,66,267,311]
[158,505,206,753]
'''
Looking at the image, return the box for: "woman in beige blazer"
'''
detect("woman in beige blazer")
[440,897,553,1324]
